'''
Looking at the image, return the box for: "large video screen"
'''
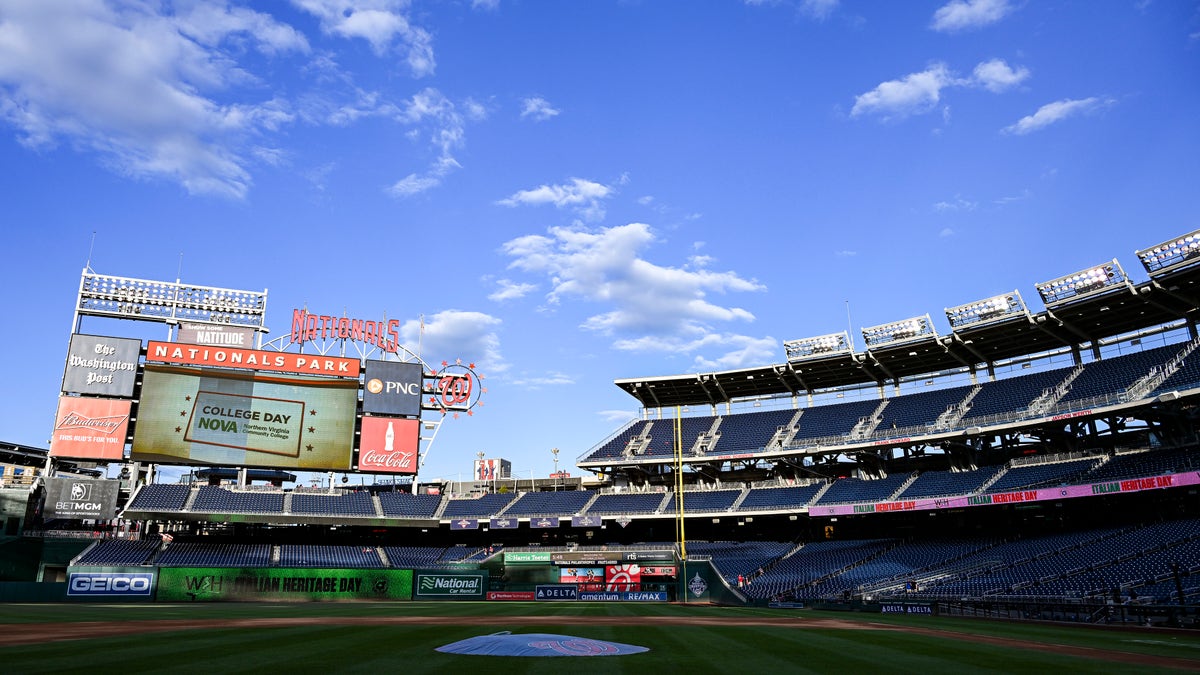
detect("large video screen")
[131,365,358,470]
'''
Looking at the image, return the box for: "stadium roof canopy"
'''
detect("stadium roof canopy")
[615,259,1200,409]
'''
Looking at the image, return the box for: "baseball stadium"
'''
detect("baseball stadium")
[3,228,1200,672]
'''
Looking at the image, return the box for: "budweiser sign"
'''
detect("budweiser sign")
[49,397,131,461]
[357,417,419,474]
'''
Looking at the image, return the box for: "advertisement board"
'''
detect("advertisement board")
[413,571,488,600]
[559,567,604,586]
[357,417,419,474]
[66,570,156,599]
[535,584,578,601]
[474,458,510,481]
[48,396,131,460]
[45,478,120,519]
[62,334,141,397]
[605,564,642,591]
[131,365,357,470]
[145,341,360,378]
[505,551,552,563]
[362,360,423,416]
[177,322,256,348]
[156,568,413,601]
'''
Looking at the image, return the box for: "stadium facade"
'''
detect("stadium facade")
[1,229,1198,621]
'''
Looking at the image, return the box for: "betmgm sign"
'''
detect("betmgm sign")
[45,478,119,520]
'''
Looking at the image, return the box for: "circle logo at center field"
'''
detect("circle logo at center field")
[366,378,384,394]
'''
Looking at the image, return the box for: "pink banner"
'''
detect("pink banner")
[807,471,1200,517]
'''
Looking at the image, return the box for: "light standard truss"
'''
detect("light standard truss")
[862,314,936,349]
[1136,228,1200,277]
[945,290,1029,330]
[76,269,267,328]
[784,331,853,362]
[1035,259,1130,307]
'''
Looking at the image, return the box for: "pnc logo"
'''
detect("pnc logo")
[367,378,420,396]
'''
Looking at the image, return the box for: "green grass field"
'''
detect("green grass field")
[0,602,1197,674]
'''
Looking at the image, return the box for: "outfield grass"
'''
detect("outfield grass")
[0,603,1196,674]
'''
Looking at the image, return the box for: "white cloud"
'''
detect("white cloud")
[994,188,1032,205]
[851,64,956,119]
[939,227,955,237]
[971,58,1030,93]
[499,223,765,358]
[934,197,977,212]
[399,309,507,374]
[291,0,435,76]
[930,0,1014,32]
[175,2,310,55]
[1003,97,1113,135]
[800,0,839,20]
[498,177,615,221]
[520,96,559,121]
[0,0,309,199]
[510,371,574,388]
[853,59,1028,121]
[472,0,500,10]
[610,333,778,371]
[488,279,537,302]
[598,409,638,424]
[836,250,858,257]
[389,172,440,197]
[386,88,474,197]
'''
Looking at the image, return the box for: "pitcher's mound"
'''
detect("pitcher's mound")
[436,631,649,657]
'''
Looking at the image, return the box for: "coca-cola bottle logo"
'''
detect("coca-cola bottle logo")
[361,448,414,470]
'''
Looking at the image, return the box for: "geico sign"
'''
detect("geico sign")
[68,573,154,596]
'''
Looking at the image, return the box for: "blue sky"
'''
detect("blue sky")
[1,0,1198,484]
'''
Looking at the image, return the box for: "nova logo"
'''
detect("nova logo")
[68,573,154,596]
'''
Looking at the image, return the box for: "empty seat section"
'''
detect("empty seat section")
[815,474,912,505]
[986,457,1099,493]
[76,539,161,566]
[278,545,384,568]
[899,467,1003,499]
[661,489,741,513]
[736,484,824,511]
[713,409,797,453]
[584,492,665,515]
[378,492,442,518]
[503,490,593,517]
[962,367,1072,423]
[1059,344,1178,405]
[791,399,881,443]
[127,484,191,511]
[156,542,272,567]
[440,493,516,518]
[877,384,973,430]
[191,486,284,514]
[291,491,376,516]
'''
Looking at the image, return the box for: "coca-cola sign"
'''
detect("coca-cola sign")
[357,417,419,474]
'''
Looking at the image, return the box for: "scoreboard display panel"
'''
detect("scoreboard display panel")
[132,365,357,470]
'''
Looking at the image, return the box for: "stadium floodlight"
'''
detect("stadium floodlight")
[945,291,1028,329]
[861,314,936,349]
[784,331,852,361]
[77,270,268,328]
[1034,259,1129,307]
[1136,229,1200,277]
